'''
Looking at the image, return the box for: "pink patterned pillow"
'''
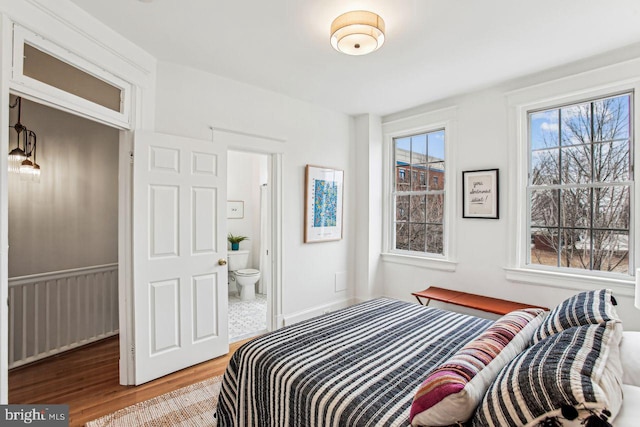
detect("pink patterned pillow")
[409,308,547,426]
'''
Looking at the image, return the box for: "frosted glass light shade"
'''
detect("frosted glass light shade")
[330,11,385,56]
[31,163,41,183]
[19,159,34,181]
[8,147,26,173]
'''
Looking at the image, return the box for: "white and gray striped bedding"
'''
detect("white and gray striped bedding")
[216,298,492,427]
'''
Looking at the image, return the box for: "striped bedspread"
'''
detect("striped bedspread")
[216,298,493,427]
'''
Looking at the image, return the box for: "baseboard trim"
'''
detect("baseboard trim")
[282,298,356,326]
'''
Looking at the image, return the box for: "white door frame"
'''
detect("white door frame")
[0,5,155,397]
[213,126,285,330]
[227,148,284,333]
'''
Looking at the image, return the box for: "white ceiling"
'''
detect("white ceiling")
[67,0,640,117]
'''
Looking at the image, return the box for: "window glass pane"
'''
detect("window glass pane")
[593,94,630,142]
[530,110,559,150]
[530,227,558,267]
[426,224,443,254]
[527,93,633,276]
[396,195,409,222]
[531,149,559,185]
[591,230,629,274]
[593,186,630,229]
[560,228,590,270]
[409,195,426,222]
[560,188,590,228]
[392,129,446,256]
[395,223,409,251]
[426,194,444,223]
[594,140,630,182]
[530,189,558,227]
[428,130,445,162]
[411,134,427,165]
[561,103,591,146]
[561,146,591,184]
[428,162,445,189]
[396,166,409,190]
[23,44,122,112]
[409,223,426,252]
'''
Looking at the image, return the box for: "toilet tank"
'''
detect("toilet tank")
[228,250,250,271]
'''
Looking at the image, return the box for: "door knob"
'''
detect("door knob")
[218,259,227,266]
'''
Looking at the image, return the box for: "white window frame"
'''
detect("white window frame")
[10,24,132,129]
[506,77,640,297]
[381,107,458,271]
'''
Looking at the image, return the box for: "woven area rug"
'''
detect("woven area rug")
[86,376,222,427]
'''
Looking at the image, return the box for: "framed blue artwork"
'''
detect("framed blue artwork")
[304,165,344,243]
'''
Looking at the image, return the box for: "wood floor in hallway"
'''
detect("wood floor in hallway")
[8,335,249,426]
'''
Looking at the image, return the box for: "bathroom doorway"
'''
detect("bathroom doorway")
[227,150,271,342]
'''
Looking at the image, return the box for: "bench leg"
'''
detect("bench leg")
[415,296,431,306]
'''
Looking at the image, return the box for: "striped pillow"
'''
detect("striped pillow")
[532,289,620,344]
[409,309,547,426]
[471,322,624,427]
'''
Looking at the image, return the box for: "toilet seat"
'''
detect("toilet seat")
[235,268,259,276]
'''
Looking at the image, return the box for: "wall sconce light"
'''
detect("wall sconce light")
[330,10,385,56]
[8,97,40,182]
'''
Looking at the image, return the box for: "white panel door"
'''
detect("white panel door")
[133,131,228,385]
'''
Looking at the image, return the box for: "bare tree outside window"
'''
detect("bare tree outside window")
[393,130,445,254]
[528,93,632,274]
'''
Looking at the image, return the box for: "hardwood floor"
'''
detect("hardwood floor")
[8,336,250,426]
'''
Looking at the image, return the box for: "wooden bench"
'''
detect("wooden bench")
[412,286,548,315]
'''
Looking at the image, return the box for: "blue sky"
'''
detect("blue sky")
[530,94,630,151]
[395,129,445,162]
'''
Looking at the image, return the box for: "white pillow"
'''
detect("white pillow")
[610,384,640,426]
[620,331,640,386]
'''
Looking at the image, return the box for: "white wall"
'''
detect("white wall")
[378,47,640,331]
[227,150,268,271]
[8,97,119,277]
[154,62,354,319]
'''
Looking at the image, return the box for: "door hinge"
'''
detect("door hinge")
[129,151,134,164]
[130,345,135,360]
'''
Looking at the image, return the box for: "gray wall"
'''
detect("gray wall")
[8,97,119,277]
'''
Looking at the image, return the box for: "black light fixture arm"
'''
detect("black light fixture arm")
[8,97,36,157]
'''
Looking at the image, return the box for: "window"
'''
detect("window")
[393,130,445,254]
[528,93,633,275]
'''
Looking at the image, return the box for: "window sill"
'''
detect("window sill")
[381,253,457,272]
[504,267,634,297]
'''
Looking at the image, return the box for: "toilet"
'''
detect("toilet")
[227,250,261,301]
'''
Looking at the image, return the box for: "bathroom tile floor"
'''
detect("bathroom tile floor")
[229,293,267,342]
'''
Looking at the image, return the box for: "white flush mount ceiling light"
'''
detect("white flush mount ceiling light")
[330,10,385,56]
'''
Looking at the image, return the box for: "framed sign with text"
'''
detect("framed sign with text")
[462,169,499,219]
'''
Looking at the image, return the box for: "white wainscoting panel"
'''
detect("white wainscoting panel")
[8,264,119,369]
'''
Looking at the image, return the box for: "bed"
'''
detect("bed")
[216,292,637,427]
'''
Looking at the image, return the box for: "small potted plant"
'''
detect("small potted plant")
[228,233,249,251]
